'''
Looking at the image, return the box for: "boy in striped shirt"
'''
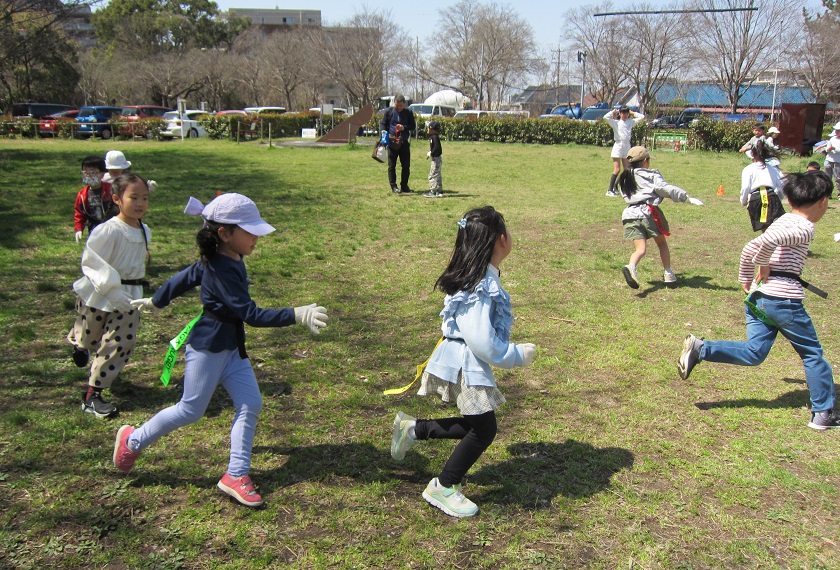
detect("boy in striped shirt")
[678,171,838,430]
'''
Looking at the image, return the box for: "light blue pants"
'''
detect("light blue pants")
[700,297,835,413]
[128,346,263,476]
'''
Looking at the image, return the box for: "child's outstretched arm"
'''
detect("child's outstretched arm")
[457,298,534,369]
[131,261,205,315]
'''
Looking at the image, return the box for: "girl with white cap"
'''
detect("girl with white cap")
[823,122,840,197]
[113,193,328,507]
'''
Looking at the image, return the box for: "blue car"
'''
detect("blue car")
[76,106,123,139]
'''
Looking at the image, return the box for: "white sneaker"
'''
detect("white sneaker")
[422,477,478,518]
[622,265,639,289]
[664,271,678,287]
[390,411,417,461]
[605,190,619,197]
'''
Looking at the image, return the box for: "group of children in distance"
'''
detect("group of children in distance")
[63,117,838,517]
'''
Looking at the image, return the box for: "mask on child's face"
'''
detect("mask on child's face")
[82,172,101,188]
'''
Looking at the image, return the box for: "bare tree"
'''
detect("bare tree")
[136,50,206,108]
[429,1,537,109]
[565,2,630,105]
[794,11,840,103]
[692,0,802,113]
[313,8,404,106]
[257,28,319,110]
[623,3,691,114]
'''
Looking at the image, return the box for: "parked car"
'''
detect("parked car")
[38,109,78,136]
[119,105,173,137]
[243,106,286,114]
[676,108,703,128]
[216,110,247,116]
[160,110,209,138]
[454,110,492,119]
[76,106,124,139]
[12,102,74,120]
[409,103,457,118]
[539,106,577,119]
[650,114,679,128]
[580,106,610,122]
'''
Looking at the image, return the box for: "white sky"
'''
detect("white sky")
[209,0,827,53]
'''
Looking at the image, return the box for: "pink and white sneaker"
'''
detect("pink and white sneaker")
[217,473,264,507]
[113,425,140,473]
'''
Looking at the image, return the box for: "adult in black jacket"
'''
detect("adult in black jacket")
[379,94,417,193]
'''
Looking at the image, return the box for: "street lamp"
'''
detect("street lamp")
[577,51,587,109]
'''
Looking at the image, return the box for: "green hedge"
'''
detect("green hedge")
[0,113,806,151]
[199,112,317,140]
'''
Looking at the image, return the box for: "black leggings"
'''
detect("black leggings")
[414,411,497,488]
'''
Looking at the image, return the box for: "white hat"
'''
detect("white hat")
[185,194,275,236]
[767,126,780,134]
[833,122,840,131]
[105,150,131,170]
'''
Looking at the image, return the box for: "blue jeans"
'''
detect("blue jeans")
[129,346,263,476]
[700,295,835,412]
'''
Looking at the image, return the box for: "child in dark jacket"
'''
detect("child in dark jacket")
[424,121,444,198]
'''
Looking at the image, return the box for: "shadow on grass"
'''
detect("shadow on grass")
[635,275,741,297]
[245,438,633,511]
[470,440,634,508]
[694,387,810,410]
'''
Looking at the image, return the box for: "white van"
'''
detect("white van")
[454,110,492,119]
[408,103,457,118]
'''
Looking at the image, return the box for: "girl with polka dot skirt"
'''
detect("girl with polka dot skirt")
[67,174,151,418]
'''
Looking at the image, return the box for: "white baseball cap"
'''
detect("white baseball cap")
[185,193,275,236]
[833,122,840,131]
[105,150,131,170]
[767,126,780,134]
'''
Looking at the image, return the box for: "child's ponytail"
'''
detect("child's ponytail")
[618,163,641,198]
[196,221,237,262]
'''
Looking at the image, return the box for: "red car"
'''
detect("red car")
[38,109,79,136]
[119,105,174,138]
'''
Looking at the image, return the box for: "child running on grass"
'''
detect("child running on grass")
[678,171,839,430]
[618,146,703,289]
[740,139,785,233]
[390,206,536,518]
[113,193,328,507]
[68,174,151,418]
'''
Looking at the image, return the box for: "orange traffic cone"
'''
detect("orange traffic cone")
[717,184,724,196]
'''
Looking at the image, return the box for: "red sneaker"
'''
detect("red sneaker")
[113,425,140,473]
[217,473,264,507]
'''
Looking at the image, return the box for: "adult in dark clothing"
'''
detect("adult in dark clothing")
[379,94,417,193]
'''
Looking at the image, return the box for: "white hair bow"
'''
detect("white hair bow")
[184,196,205,216]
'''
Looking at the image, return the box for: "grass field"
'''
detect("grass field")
[0,137,837,569]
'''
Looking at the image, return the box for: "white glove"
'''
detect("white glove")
[426,151,431,160]
[75,230,83,244]
[130,297,160,315]
[294,303,328,334]
[108,290,134,313]
[519,343,536,367]
[834,232,840,242]
[147,180,158,192]
[688,197,704,206]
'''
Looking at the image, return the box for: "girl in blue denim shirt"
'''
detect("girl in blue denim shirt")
[390,206,536,517]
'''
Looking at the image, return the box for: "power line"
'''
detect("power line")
[594,6,758,17]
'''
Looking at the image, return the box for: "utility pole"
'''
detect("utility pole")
[577,51,587,108]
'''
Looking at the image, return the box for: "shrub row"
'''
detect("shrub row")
[199,113,317,140]
[0,113,790,152]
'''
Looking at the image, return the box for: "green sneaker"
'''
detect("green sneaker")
[390,411,416,461]
[422,477,478,518]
